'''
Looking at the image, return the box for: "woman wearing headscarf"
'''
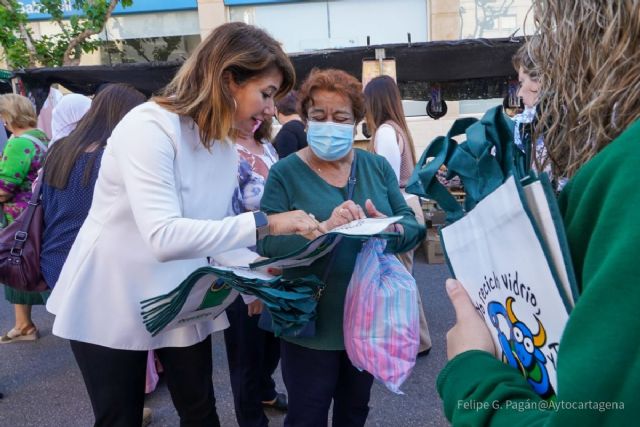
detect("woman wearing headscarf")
[50,93,91,144]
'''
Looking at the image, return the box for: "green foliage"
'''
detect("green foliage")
[0,0,133,68]
[0,0,31,68]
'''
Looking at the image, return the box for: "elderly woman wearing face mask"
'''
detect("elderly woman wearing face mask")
[258,68,425,427]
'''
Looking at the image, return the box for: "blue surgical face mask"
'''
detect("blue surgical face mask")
[306,121,354,161]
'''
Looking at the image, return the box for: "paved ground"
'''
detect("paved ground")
[0,253,454,426]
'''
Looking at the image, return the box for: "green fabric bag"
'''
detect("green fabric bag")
[406,105,517,218]
[405,105,580,398]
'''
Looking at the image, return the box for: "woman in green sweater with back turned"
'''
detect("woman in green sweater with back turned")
[259,69,425,427]
[437,1,640,425]
[0,94,50,344]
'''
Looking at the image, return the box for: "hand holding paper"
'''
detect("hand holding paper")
[251,216,403,270]
[323,200,366,231]
[366,199,404,234]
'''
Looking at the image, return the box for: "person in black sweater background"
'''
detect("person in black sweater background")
[273,91,307,158]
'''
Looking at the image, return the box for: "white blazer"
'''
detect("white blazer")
[46,102,257,350]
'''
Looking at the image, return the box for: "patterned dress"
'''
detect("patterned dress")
[1,128,50,305]
[231,141,278,214]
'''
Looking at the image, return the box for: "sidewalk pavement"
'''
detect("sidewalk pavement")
[0,256,452,427]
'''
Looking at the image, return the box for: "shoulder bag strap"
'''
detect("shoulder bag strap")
[10,169,44,256]
[19,133,48,153]
[321,151,358,282]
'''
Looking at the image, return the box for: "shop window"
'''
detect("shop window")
[229,0,427,53]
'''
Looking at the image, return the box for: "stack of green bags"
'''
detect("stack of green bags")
[140,265,324,337]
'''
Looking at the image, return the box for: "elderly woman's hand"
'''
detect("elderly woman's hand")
[322,200,366,231]
[268,210,326,238]
[365,199,404,234]
[445,279,496,360]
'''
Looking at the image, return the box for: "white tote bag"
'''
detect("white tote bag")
[441,175,569,398]
[407,107,578,399]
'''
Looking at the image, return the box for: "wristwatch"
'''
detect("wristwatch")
[253,211,270,240]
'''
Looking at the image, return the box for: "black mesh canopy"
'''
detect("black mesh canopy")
[15,37,523,111]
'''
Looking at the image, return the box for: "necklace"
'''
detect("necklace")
[304,150,320,172]
[305,150,351,176]
[308,157,323,173]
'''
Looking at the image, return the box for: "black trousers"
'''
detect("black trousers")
[280,340,374,427]
[224,296,281,427]
[70,335,220,427]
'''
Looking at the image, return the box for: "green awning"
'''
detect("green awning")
[0,69,13,82]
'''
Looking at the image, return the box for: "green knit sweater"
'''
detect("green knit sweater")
[258,149,425,350]
[437,119,640,425]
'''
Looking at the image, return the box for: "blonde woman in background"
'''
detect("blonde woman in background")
[0,94,50,344]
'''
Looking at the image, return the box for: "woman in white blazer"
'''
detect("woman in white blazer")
[46,22,321,427]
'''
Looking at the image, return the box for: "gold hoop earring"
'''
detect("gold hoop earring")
[233,98,238,112]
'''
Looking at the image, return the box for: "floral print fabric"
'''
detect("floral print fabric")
[232,142,278,214]
[0,129,48,224]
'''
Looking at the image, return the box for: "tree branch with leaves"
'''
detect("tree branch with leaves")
[0,0,132,68]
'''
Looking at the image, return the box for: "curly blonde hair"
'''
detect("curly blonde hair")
[531,1,640,177]
[512,40,539,80]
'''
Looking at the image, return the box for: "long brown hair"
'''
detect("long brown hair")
[531,0,640,177]
[254,117,273,143]
[44,84,146,189]
[154,22,295,148]
[363,75,416,163]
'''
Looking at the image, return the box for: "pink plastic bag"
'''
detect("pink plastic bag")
[344,238,420,394]
[145,351,159,394]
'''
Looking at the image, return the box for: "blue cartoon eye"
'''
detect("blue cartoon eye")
[523,337,534,353]
[513,327,524,343]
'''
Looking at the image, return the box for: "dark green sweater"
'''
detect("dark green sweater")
[258,149,425,350]
[437,119,640,425]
